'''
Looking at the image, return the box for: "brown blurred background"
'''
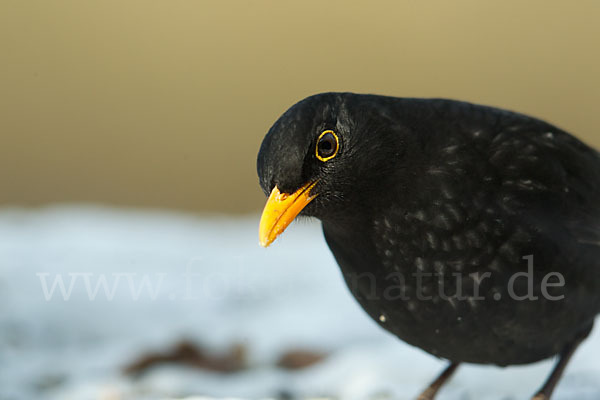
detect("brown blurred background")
[1,1,599,214]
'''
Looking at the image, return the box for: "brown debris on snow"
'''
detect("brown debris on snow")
[276,349,327,370]
[123,340,247,375]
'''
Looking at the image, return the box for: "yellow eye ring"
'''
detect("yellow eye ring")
[316,130,339,162]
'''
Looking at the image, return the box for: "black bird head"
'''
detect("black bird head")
[257,92,418,246]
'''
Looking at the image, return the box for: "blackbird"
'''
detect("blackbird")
[257,93,600,399]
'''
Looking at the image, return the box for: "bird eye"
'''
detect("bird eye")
[316,130,339,162]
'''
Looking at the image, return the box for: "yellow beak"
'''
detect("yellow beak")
[259,181,318,247]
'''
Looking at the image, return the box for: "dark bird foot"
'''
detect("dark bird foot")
[531,395,549,400]
[415,330,586,400]
[530,330,588,400]
[415,362,459,400]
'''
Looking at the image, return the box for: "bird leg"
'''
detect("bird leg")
[530,332,587,400]
[416,362,459,400]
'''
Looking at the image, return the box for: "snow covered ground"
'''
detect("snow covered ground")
[0,206,599,400]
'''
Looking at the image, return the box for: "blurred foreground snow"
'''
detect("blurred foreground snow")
[0,206,599,400]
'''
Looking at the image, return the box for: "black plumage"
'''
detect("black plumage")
[257,93,600,399]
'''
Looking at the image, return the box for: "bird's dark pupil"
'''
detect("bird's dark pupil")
[319,134,336,157]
